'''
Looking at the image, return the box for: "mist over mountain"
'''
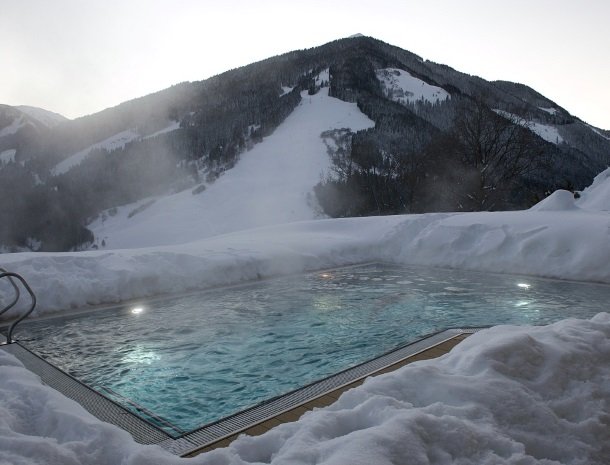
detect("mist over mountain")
[1,36,609,252]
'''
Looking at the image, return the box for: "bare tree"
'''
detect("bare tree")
[451,97,546,210]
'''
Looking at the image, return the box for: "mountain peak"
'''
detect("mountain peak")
[348,33,365,38]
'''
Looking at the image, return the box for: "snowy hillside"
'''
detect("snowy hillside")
[0,115,25,137]
[577,167,610,211]
[1,169,609,465]
[494,109,563,145]
[52,129,142,175]
[4,36,610,253]
[376,68,450,104]
[0,149,16,164]
[1,166,608,318]
[88,89,374,249]
[16,105,68,127]
[0,105,67,139]
[51,121,181,176]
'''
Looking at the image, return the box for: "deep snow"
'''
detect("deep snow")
[88,89,374,249]
[1,313,608,464]
[0,85,609,464]
[2,165,609,319]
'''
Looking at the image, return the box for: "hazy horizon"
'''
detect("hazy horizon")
[2,0,609,129]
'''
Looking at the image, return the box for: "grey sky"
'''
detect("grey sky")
[2,0,609,129]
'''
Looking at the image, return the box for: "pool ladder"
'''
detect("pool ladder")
[0,268,36,344]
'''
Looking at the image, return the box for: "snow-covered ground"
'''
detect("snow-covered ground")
[494,109,564,145]
[0,90,609,463]
[0,149,16,164]
[1,182,609,464]
[2,169,610,319]
[52,129,142,176]
[88,89,374,249]
[578,168,610,212]
[376,68,450,105]
[539,106,559,115]
[1,312,608,464]
[0,115,24,137]
[142,121,180,140]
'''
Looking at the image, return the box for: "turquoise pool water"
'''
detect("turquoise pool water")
[16,263,610,434]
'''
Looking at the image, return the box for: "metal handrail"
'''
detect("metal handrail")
[0,267,20,318]
[0,271,36,344]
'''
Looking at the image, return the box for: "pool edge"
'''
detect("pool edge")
[179,329,479,457]
[0,327,482,456]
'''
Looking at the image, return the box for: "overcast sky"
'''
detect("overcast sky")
[2,0,609,128]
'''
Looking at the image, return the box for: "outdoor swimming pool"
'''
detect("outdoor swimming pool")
[12,263,610,435]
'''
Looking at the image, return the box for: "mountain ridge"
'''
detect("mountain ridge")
[1,36,609,252]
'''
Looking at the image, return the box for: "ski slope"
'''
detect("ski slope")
[376,68,450,105]
[52,129,142,176]
[494,109,564,145]
[88,89,375,249]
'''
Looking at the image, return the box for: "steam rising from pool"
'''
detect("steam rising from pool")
[17,263,610,434]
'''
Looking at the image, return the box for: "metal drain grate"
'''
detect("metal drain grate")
[1,327,481,456]
[174,328,478,455]
[1,342,171,445]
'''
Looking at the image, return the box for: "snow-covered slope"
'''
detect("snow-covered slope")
[16,105,68,127]
[4,177,610,318]
[0,114,27,137]
[577,167,610,212]
[52,129,142,176]
[1,167,609,465]
[1,313,608,465]
[0,149,16,164]
[88,89,375,248]
[494,109,564,145]
[0,105,67,140]
[376,68,450,105]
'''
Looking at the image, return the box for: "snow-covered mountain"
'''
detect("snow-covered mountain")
[0,104,68,166]
[15,105,68,128]
[90,87,374,248]
[1,36,609,252]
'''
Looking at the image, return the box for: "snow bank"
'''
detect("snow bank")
[2,205,610,319]
[1,313,608,464]
[216,313,610,465]
[577,167,610,212]
[529,189,578,211]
